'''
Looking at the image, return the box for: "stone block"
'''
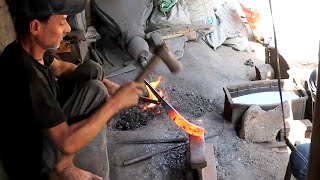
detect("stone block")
[239,102,291,142]
[299,119,312,138]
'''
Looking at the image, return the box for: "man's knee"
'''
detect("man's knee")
[80,60,104,80]
[85,80,109,100]
[63,80,109,124]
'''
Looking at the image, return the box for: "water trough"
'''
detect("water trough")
[223,79,308,130]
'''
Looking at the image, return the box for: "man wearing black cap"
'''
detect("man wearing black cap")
[0,0,145,179]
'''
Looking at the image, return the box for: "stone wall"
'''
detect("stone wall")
[0,0,16,54]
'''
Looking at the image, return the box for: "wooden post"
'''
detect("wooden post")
[307,41,320,180]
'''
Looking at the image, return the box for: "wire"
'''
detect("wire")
[205,117,225,140]
[268,0,298,154]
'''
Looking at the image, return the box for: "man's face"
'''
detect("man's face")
[36,15,71,50]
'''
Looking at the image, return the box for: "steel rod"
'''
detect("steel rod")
[122,142,187,166]
[118,137,188,144]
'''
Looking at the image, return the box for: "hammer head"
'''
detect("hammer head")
[154,43,182,74]
[134,32,182,82]
[150,31,182,74]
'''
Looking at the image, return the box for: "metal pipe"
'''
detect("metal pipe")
[307,40,320,180]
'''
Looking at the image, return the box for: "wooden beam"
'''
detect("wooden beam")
[307,41,320,180]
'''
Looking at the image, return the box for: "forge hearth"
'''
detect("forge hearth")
[108,88,218,179]
[113,73,217,132]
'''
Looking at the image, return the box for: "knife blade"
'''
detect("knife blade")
[144,80,205,136]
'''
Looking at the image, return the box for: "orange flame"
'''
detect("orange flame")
[168,110,205,137]
[142,76,164,110]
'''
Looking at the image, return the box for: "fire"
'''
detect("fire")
[142,76,164,110]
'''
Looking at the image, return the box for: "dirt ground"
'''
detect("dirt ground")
[104,39,303,180]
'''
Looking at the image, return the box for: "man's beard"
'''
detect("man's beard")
[46,40,62,51]
[47,35,65,51]
[47,44,60,51]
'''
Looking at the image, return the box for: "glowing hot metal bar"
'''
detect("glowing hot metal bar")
[144,80,205,136]
[167,107,205,136]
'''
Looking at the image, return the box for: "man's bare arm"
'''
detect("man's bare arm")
[44,81,145,155]
[44,98,118,155]
[50,58,77,77]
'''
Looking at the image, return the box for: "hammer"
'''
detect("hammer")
[134,32,182,82]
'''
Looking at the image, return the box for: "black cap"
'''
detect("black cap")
[17,0,88,17]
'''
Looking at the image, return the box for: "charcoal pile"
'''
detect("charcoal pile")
[169,89,216,118]
[115,102,165,130]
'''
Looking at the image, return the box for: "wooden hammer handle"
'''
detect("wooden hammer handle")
[156,43,182,73]
[134,54,162,82]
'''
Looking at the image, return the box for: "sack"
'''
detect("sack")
[149,0,191,29]
[184,0,217,27]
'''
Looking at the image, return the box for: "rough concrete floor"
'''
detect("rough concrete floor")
[105,39,295,180]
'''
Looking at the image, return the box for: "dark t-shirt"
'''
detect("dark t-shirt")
[0,41,67,179]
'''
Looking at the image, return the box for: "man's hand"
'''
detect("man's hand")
[109,81,145,110]
[102,79,120,96]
